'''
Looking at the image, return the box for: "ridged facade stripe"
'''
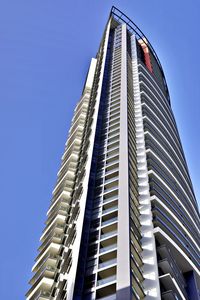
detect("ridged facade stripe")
[131,34,161,299]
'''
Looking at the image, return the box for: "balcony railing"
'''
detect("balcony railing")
[101,217,117,227]
[97,275,116,286]
[30,265,56,285]
[99,243,117,254]
[34,290,51,300]
[98,294,116,300]
[100,230,117,240]
[103,195,118,204]
[98,258,117,269]
[102,206,118,216]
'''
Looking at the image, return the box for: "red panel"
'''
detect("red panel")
[138,39,153,73]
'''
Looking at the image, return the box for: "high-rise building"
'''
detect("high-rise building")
[26,6,200,300]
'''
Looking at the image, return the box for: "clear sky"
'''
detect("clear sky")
[0,1,199,299]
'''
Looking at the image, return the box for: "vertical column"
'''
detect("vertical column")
[131,35,161,299]
[116,23,131,299]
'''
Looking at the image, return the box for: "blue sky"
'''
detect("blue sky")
[0,1,199,299]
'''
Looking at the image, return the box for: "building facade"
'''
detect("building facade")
[27,7,200,300]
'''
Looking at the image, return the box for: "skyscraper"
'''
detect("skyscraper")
[26,6,200,300]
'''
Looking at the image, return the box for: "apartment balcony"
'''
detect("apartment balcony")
[97,275,116,287]
[107,141,119,152]
[100,222,117,240]
[66,127,84,149]
[159,273,188,300]
[103,145,119,157]
[131,270,145,299]
[96,283,116,300]
[60,248,72,274]
[72,102,88,123]
[29,264,56,285]
[157,245,186,294]
[104,176,119,186]
[105,161,119,173]
[158,259,186,290]
[101,216,117,228]
[98,258,117,270]
[131,256,143,282]
[130,237,143,263]
[161,290,179,300]
[50,188,71,211]
[38,231,64,253]
[33,290,51,300]
[62,140,80,163]
[53,172,75,197]
[102,205,118,217]
[32,243,61,273]
[97,266,117,288]
[131,246,142,267]
[104,179,118,191]
[52,185,73,206]
[46,203,70,226]
[58,159,78,181]
[103,194,118,205]
[103,186,117,199]
[33,254,59,278]
[99,237,117,255]
[69,123,85,141]
[100,230,117,241]
[97,164,119,178]
[103,185,118,198]
[64,224,76,247]
[41,216,66,242]
[97,294,116,300]
[26,277,54,300]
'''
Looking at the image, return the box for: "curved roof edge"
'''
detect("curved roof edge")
[110,6,170,104]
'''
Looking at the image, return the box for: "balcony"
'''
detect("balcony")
[131,271,145,299]
[26,277,54,300]
[47,196,70,217]
[157,245,186,295]
[41,217,66,243]
[104,180,118,191]
[161,290,179,300]
[97,294,116,300]
[39,231,63,253]
[103,195,118,205]
[101,216,117,227]
[97,275,116,287]
[100,222,117,240]
[53,173,74,197]
[100,230,117,241]
[32,243,61,273]
[96,283,116,299]
[105,161,119,173]
[99,237,117,254]
[102,205,118,216]
[46,204,70,226]
[104,176,119,186]
[50,188,71,211]
[99,258,117,270]
[97,266,117,288]
[58,151,79,176]
[62,140,80,163]
[159,273,187,300]
[34,290,51,300]
[32,254,59,277]
[29,265,56,285]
